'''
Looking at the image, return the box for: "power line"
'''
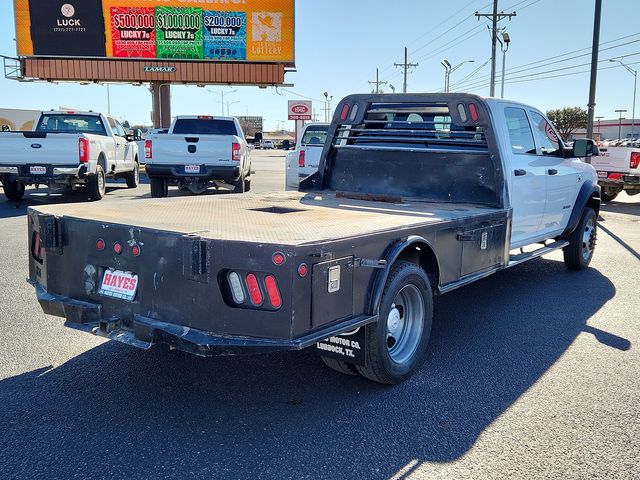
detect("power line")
[452,33,640,89]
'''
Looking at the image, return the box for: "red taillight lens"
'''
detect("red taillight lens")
[113,242,123,255]
[245,274,263,306]
[96,238,105,250]
[33,232,44,260]
[79,138,90,163]
[468,103,479,122]
[297,263,308,277]
[340,103,350,121]
[144,139,152,159]
[630,152,640,169]
[608,173,623,180]
[298,150,306,168]
[131,245,141,257]
[264,275,282,309]
[232,142,241,161]
[272,252,285,265]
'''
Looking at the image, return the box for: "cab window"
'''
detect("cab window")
[505,107,536,154]
[529,111,562,156]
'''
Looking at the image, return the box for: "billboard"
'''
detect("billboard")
[14,0,295,64]
[288,100,312,121]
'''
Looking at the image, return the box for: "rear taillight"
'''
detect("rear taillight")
[298,150,306,167]
[245,273,263,306]
[264,275,282,309]
[96,238,105,250]
[630,152,640,169]
[340,103,350,121]
[144,139,152,159]
[32,232,44,262]
[228,272,246,304]
[468,103,479,122]
[78,138,89,163]
[232,142,241,161]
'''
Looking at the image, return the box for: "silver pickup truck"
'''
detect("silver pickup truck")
[0,111,139,201]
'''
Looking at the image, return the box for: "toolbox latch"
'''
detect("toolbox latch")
[38,214,63,254]
[182,235,208,283]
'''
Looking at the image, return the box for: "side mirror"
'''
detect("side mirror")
[125,134,135,142]
[572,138,597,158]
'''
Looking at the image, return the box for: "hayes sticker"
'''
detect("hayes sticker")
[155,6,203,59]
[111,7,156,58]
[203,11,246,60]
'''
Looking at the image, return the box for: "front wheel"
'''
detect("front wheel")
[563,207,597,270]
[1,178,25,202]
[87,165,106,201]
[356,261,433,384]
[600,186,620,202]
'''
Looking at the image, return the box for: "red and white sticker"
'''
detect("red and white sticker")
[30,166,47,175]
[544,123,559,143]
[98,269,138,301]
[185,165,200,174]
[597,171,608,178]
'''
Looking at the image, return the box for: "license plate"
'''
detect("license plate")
[30,166,47,175]
[597,171,608,178]
[185,165,200,174]
[98,269,138,301]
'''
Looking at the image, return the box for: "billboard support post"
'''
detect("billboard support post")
[151,82,171,128]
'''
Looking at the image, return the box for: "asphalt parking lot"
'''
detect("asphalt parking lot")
[0,150,638,479]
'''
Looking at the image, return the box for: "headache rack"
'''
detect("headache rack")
[334,102,488,152]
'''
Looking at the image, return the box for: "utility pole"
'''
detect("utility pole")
[368,68,388,94]
[586,0,602,147]
[208,88,238,116]
[475,1,515,97]
[394,47,418,93]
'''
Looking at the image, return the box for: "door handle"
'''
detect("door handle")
[548,169,558,175]
[514,169,527,176]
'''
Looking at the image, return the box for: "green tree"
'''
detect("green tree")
[546,107,588,141]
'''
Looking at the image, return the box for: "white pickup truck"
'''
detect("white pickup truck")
[0,111,139,201]
[285,123,330,189]
[590,145,640,201]
[144,116,251,197]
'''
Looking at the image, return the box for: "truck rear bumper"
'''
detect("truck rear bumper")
[34,282,376,357]
[598,175,640,190]
[0,164,87,184]
[146,164,240,183]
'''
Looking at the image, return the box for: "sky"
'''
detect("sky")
[1,0,639,131]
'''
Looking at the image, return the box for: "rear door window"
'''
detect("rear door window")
[505,107,536,154]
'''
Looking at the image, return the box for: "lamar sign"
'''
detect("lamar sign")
[288,100,312,121]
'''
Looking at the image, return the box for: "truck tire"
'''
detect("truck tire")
[87,165,106,201]
[321,356,359,376]
[600,187,619,202]
[150,177,168,198]
[563,207,597,270]
[233,173,246,193]
[357,261,433,384]
[125,161,140,188]
[2,179,25,202]
[244,176,251,192]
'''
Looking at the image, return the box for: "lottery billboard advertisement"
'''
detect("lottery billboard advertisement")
[14,0,295,64]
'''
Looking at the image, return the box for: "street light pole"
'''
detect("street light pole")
[499,32,511,98]
[323,91,333,122]
[610,58,637,139]
[441,60,451,92]
[596,115,604,140]
[615,109,627,141]
[448,59,474,93]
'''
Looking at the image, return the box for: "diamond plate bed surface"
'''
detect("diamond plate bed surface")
[31,192,498,245]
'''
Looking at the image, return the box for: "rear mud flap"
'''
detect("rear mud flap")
[315,327,367,365]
